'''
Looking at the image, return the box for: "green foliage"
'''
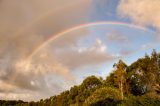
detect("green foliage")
[123,93,160,106]
[113,60,128,100]
[105,72,117,87]
[0,100,26,106]
[75,76,102,104]
[127,50,160,95]
[84,87,121,106]
[81,76,102,90]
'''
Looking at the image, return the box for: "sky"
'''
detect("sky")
[0,0,160,101]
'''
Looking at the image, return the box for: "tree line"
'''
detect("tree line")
[0,49,160,106]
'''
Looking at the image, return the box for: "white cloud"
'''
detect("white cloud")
[118,0,160,31]
[50,38,113,70]
[78,39,107,53]
[91,39,107,53]
[106,30,128,42]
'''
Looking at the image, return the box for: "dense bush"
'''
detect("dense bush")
[84,87,121,106]
[123,93,160,106]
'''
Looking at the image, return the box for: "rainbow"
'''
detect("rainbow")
[28,21,154,59]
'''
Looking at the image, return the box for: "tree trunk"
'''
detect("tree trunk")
[120,76,124,100]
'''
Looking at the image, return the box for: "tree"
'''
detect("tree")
[113,60,127,100]
[68,86,79,104]
[105,72,118,88]
[127,50,160,95]
[81,76,102,90]
[76,76,102,104]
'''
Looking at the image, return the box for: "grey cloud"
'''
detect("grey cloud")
[0,70,68,100]
[0,0,92,100]
[0,0,92,59]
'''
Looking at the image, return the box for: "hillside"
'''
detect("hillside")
[0,50,160,106]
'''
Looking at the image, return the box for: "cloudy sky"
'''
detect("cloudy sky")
[0,0,160,101]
